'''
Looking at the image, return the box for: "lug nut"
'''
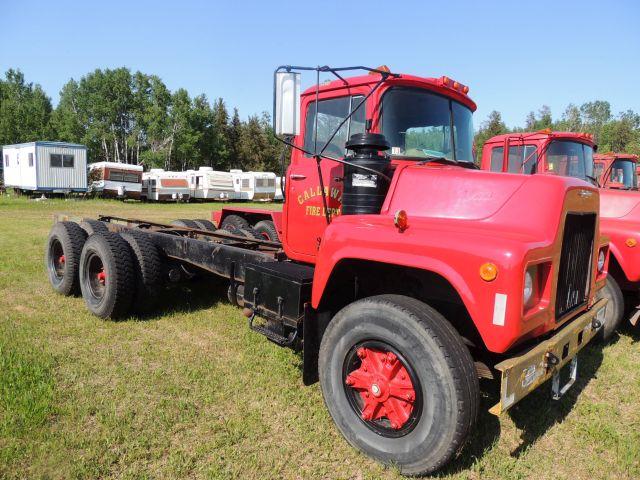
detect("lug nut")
[390,421,399,429]
[345,376,355,386]
[357,348,367,359]
[386,352,397,364]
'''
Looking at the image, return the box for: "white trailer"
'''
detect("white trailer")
[88,162,143,199]
[229,170,277,201]
[2,141,88,194]
[141,170,190,202]
[187,167,235,200]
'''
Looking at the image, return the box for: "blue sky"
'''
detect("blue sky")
[1,0,638,129]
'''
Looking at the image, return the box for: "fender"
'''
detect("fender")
[312,214,553,353]
[600,217,640,283]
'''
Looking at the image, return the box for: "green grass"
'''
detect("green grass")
[0,193,639,479]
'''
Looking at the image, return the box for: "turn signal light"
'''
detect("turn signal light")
[394,210,408,231]
[479,262,498,282]
[626,238,637,247]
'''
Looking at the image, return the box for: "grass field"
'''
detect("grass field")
[0,194,639,479]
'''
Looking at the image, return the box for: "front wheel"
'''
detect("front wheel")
[318,295,479,476]
[596,276,624,342]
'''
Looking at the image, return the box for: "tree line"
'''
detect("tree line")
[2,67,639,170]
[475,102,640,161]
[0,68,283,172]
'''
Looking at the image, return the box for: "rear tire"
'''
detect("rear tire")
[253,220,279,241]
[171,219,199,229]
[79,233,135,319]
[45,221,88,296]
[120,230,163,314]
[193,219,216,231]
[597,276,624,342]
[220,214,249,231]
[318,294,479,476]
[80,219,109,236]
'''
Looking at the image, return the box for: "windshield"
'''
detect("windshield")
[608,159,638,189]
[381,87,474,162]
[545,140,594,181]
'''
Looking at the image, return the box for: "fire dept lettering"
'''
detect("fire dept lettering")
[297,185,342,217]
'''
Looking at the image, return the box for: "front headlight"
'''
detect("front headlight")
[597,249,606,272]
[523,269,534,305]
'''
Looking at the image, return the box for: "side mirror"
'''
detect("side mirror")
[274,71,301,136]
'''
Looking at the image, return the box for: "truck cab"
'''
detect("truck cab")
[594,152,638,190]
[481,131,639,330]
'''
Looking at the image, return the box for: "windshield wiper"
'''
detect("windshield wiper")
[585,174,600,187]
[416,156,478,169]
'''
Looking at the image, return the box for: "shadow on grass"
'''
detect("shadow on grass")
[439,341,605,474]
[618,320,640,343]
[131,274,230,321]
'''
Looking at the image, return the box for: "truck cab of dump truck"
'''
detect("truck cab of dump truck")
[481,131,640,331]
[47,66,609,476]
[594,152,638,190]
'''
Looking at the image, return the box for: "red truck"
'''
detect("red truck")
[46,66,608,475]
[593,152,638,190]
[481,131,640,333]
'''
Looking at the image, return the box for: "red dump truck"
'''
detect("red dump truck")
[481,131,640,333]
[46,66,608,475]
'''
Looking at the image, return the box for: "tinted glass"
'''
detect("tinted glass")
[490,147,504,171]
[303,95,365,157]
[507,145,537,174]
[610,159,638,188]
[63,154,74,168]
[546,141,593,180]
[50,154,62,167]
[381,88,474,162]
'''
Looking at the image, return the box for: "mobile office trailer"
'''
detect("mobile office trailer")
[229,170,277,201]
[88,162,143,199]
[2,141,88,194]
[141,169,190,202]
[187,167,235,200]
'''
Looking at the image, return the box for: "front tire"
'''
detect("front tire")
[318,295,479,476]
[596,276,624,342]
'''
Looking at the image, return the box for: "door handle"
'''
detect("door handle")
[290,174,306,180]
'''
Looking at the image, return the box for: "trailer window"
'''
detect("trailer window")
[303,95,366,158]
[63,154,74,168]
[50,154,62,167]
[123,173,139,183]
[109,170,124,181]
[4,154,8,167]
[28,153,34,167]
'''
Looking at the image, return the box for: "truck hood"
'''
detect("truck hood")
[385,165,598,241]
[600,189,640,219]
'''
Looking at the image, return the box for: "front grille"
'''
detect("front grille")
[555,213,596,319]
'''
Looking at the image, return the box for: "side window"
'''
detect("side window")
[507,145,537,174]
[50,154,62,167]
[28,153,34,167]
[4,154,8,167]
[63,154,74,168]
[123,173,139,183]
[109,170,124,181]
[490,147,504,171]
[303,95,365,157]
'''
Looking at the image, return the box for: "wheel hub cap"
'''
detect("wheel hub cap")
[345,347,416,429]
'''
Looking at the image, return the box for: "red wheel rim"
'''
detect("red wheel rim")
[343,341,422,437]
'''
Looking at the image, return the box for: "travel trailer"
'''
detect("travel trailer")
[187,167,235,200]
[88,162,143,199]
[141,169,190,202]
[229,170,277,201]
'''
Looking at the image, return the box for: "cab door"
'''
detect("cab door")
[283,93,366,262]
